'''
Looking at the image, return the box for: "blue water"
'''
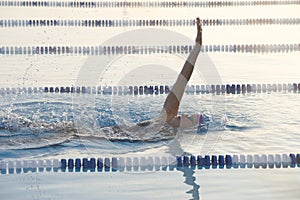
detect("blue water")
[1,91,299,159]
[0,91,300,200]
[0,92,227,158]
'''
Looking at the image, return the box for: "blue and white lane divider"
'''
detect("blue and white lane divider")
[1,18,299,28]
[1,44,299,56]
[1,83,300,96]
[1,154,299,174]
[1,0,299,8]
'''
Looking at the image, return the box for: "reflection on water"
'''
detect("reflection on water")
[180,167,200,200]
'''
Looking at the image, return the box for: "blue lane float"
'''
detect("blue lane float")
[1,153,299,174]
[1,18,299,28]
[1,83,299,96]
[1,43,299,56]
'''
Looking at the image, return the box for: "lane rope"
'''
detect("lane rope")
[1,153,299,174]
[1,83,300,96]
[1,43,300,56]
[1,0,299,8]
[1,18,299,28]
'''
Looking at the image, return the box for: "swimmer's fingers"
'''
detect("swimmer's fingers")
[199,20,202,32]
[196,18,202,45]
[196,18,202,32]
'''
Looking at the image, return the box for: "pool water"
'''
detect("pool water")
[1,1,300,199]
[1,88,300,157]
[1,88,300,199]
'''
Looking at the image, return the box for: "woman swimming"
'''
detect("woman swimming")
[103,17,205,141]
[160,17,203,129]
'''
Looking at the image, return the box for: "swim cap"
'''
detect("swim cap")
[198,114,204,125]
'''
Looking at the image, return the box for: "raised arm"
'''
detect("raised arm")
[161,18,202,123]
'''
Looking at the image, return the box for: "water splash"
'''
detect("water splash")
[0,93,232,151]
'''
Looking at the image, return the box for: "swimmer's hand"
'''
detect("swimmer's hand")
[196,17,202,45]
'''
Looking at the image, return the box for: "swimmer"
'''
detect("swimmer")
[118,17,204,138]
[159,17,203,129]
